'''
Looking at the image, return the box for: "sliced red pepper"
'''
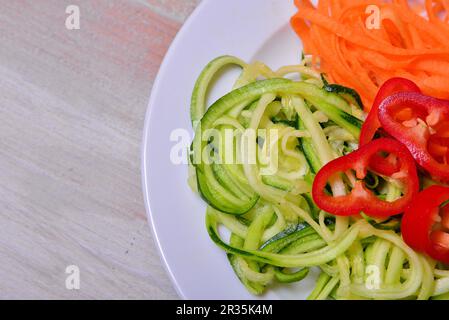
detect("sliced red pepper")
[378,92,449,182]
[360,78,421,176]
[402,186,449,264]
[312,138,419,218]
[360,78,421,146]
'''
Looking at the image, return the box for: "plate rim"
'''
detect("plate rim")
[141,0,302,300]
[140,0,210,300]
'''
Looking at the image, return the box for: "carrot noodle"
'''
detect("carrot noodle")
[291,0,449,110]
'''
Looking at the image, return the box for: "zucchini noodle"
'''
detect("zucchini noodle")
[188,55,449,300]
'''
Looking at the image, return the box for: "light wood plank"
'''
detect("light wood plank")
[0,0,199,299]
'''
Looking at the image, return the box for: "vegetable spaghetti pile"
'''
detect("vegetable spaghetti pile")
[290,0,449,110]
[188,55,449,300]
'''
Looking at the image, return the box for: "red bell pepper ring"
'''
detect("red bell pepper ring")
[402,186,449,264]
[360,78,421,146]
[378,92,449,182]
[360,78,421,176]
[312,138,419,218]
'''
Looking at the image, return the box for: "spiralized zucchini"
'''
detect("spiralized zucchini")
[188,55,449,300]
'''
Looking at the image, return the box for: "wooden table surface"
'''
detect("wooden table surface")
[0,0,200,299]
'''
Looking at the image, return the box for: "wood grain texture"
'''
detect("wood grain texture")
[0,0,200,299]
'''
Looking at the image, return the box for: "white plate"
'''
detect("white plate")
[142,0,318,299]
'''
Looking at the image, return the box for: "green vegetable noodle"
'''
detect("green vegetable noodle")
[187,55,449,300]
